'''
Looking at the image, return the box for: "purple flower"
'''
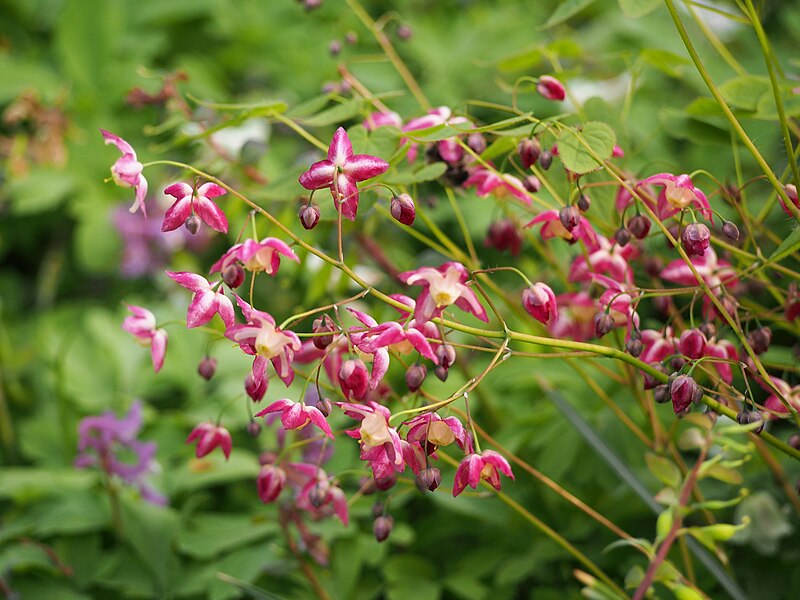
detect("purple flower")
[298,127,389,221]
[101,129,148,216]
[162,182,229,233]
[76,400,166,505]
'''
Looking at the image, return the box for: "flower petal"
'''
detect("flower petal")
[343,154,390,182]
[161,197,192,232]
[299,160,336,190]
[327,127,353,165]
[195,195,229,233]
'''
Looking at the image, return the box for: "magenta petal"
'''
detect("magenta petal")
[483,450,514,479]
[210,244,242,273]
[282,402,307,429]
[186,290,218,328]
[195,196,229,233]
[164,182,192,199]
[309,409,334,439]
[101,129,136,156]
[405,328,437,362]
[255,399,292,417]
[327,127,353,165]
[330,487,349,525]
[150,329,167,372]
[197,182,227,199]
[299,160,335,190]
[132,176,148,217]
[369,348,390,390]
[215,293,235,328]
[161,197,192,232]
[334,173,360,221]
[343,154,390,182]
[167,271,209,292]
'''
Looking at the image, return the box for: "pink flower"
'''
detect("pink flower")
[338,358,370,400]
[660,247,738,294]
[639,173,712,221]
[101,129,148,216]
[463,167,530,204]
[257,464,286,503]
[452,450,514,497]
[255,399,333,439]
[401,106,470,163]
[363,111,402,130]
[705,337,737,384]
[186,422,232,459]
[161,182,228,233]
[210,237,299,276]
[122,304,167,372]
[640,328,678,365]
[298,127,389,221]
[292,464,349,525]
[398,261,488,324]
[225,296,302,387]
[522,283,558,325]
[548,292,596,342]
[526,210,599,251]
[536,75,566,101]
[568,235,637,284]
[404,413,472,453]
[761,377,800,418]
[166,271,235,329]
[337,401,405,476]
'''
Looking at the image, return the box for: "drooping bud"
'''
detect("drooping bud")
[374,473,397,491]
[626,337,644,358]
[467,132,487,154]
[522,282,558,325]
[517,138,541,169]
[722,221,740,241]
[198,356,217,380]
[390,193,416,226]
[485,219,523,256]
[328,39,342,56]
[397,23,413,40]
[316,397,333,417]
[614,227,631,247]
[338,358,369,400]
[434,365,449,382]
[747,326,772,354]
[679,329,707,360]
[594,313,614,338]
[309,483,327,508]
[345,31,358,45]
[312,315,337,350]
[522,175,541,193]
[577,194,591,212]
[642,362,668,390]
[536,75,566,101]
[405,364,427,392]
[559,205,581,231]
[299,203,321,230]
[373,515,394,542]
[653,384,670,404]
[643,257,663,278]
[627,214,652,239]
[681,223,711,256]
[245,372,267,403]
[699,322,716,340]
[538,149,553,171]
[435,344,457,369]
[222,263,245,288]
[669,374,701,414]
[736,409,764,434]
[257,464,286,503]
[416,467,442,493]
[780,183,800,217]
[670,356,687,371]
[247,421,262,437]
[788,434,800,450]
[184,214,201,235]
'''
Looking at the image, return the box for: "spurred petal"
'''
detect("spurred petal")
[167,271,210,292]
[308,408,334,439]
[369,348,390,390]
[164,182,193,199]
[327,127,354,165]
[150,329,167,372]
[343,154,390,182]
[255,398,293,417]
[186,290,219,328]
[132,176,148,217]
[405,328,437,362]
[482,450,514,479]
[333,173,360,221]
[195,195,229,233]
[161,197,193,232]
[101,129,136,157]
[215,293,235,329]
[299,160,336,190]
[197,182,227,199]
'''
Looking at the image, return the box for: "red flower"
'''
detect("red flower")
[452,450,514,497]
[161,182,228,233]
[186,423,232,460]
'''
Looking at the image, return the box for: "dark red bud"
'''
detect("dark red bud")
[626,338,644,357]
[198,356,217,380]
[405,364,427,392]
[309,483,327,508]
[359,477,377,495]
[577,194,591,212]
[416,467,442,493]
[559,206,581,231]
[653,384,670,404]
[467,132,487,154]
[434,365,449,382]
[681,223,711,256]
[747,326,772,354]
[312,315,336,350]
[245,372,267,403]
[222,263,245,288]
[435,344,456,369]
[788,434,800,450]
[615,227,631,247]
[316,397,333,417]
[538,149,553,170]
[485,219,523,256]
[299,204,321,230]
[736,410,764,434]
[669,374,700,414]
[390,193,416,226]
[374,473,397,491]
[627,214,652,239]
[517,138,541,169]
[670,356,687,371]
[247,421,262,437]
[594,313,615,338]
[522,175,541,193]
[722,221,740,241]
[699,322,716,339]
[643,362,668,390]
[679,329,707,360]
[373,515,394,542]
[184,214,201,235]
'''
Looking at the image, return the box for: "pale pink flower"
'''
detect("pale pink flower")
[298,127,389,220]
[122,304,167,372]
[255,398,333,439]
[463,167,530,204]
[161,182,228,233]
[337,401,405,476]
[522,283,558,325]
[398,261,488,324]
[452,450,514,497]
[166,271,235,329]
[210,237,298,276]
[101,129,148,216]
[526,210,599,251]
[404,413,472,453]
[639,173,712,221]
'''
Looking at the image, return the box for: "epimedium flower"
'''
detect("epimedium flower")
[522,282,558,325]
[568,235,637,285]
[257,464,287,504]
[337,401,405,477]
[401,106,471,163]
[298,126,389,221]
[548,292,596,342]
[210,237,299,278]
[452,450,515,497]
[166,271,235,329]
[226,296,302,387]
[291,463,349,525]
[404,413,472,454]
[161,181,229,234]
[760,377,800,418]
[398,261,488,324]
[525,209,599,251]
[255,399,333,439]
[639,173,713,220]
[122,304,167,372]
[463,167,530,204]
[186,422,232,460]
[101,129,149,216]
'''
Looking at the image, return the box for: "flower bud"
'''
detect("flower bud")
[594,313,614,338]
[522,282,558,325]
[538,149,553,171]
[517,138,541,169]
[434,365,448,382]
[669,374,700,414]
[245,372,267,403]
[642,362,668,390]
[371,502,384,518]
[390,193,416,226]
[222,263,245,288]
[681,223,711,256]
[747,326,772,354]
[309,483,327,508]
[373,515,394,542]
[643,257,663,278]
[788,434,800,450]
[722,221,740,241]
[435,344,457,369]
[787,283,800,322]
[467,132,487,154]
[614,227,631,247]
[374,473,397,491]
[247,421,262,437]
[577,194,591,212]
[312,315,336,350]
[416,467,442,492]
[198,356,217,380]
[257,464,286,503]
[670,356,687,371]
[536,75,566,101]
[339,358,369,400]
[653,384,670,404]
[736,409,764,434]
[345,31,358,45]
[626,337,644,358]
[316,397,333,417]
[679,328,707,360]
[397,23,413,40]
[184,214,201,235]
[780,183,800,217]
[485,219,522,256]
[328,39,342,56]
[522,175,541,193]
[699,322,716,339]
[405,364,427,392]
[559,205,581,231]
[359,477,377,495]
[299,203,321,230]
[627,214,652,239]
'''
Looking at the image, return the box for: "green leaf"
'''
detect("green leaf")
[645,453,682,488]
[639,49,690,78]
[554,121,616,174]
[619,0,660,18]
[698,462,743,484]
[767,226,800,264]
[718,75,771,111]
[175,513,278,560]
[214,573,285,600]
[6,170,76,215]
[385,162,447,185]
[167,451,261,494]
[656,508,674,542]
[0,469,96,502]
[541,0,597,28]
